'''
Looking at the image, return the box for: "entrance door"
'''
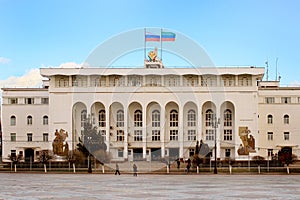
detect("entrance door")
[133,148,143,161]
[25,148,34,162]
[151,148,161,161]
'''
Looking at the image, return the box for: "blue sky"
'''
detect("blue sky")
[0,0,300,87]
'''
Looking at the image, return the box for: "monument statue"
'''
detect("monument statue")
[237,126,256,155]
[52,129,69,156]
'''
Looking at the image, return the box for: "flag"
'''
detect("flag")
[145,33,160,42]
[161,31,176,41]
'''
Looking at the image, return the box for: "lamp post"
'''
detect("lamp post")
[213,114,219,174]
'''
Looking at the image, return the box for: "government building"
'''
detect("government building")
[1,59,300,163]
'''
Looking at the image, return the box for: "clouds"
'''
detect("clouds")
[0,68,43,88]
[0,57,11,64]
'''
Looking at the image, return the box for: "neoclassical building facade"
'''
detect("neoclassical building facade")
[2,65,300,162]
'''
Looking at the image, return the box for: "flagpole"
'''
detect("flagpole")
[144,28,146,60]
[160,28,162,61]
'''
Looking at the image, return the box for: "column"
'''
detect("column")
[124,107,128,159]
[179,105,184,158]
[160,107,165,158]
[216,105,221,159]
[197,105,202,141]
[142,106,147,159]
[105,105,110,152]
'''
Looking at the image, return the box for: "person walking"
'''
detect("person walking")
[115,163,120,175]
[133,163,138,176]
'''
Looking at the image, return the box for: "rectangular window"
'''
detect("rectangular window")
[43,133,48,142]
[265,97,275,104]
[11,150,16,158]
[267,132,273,141]
[170,130,178,141]
[27,133,33,142]
[151,130,160,141]
[118,149,123,157]
[205,129,214,141]
[281,97,291,104]
[41,98,49,104]
[25,98,34,104]
[224,129,233,141]
[284,132,289,141]
[8,98,18,104]
[134,130,143,141]
[117,130,124,141]
[189,149,195,157]
[225,149,231,157]
[268,149,273,157]
[11,133,16,141]
[187,130,196,141]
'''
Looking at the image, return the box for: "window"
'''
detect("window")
[43,116,48,125]
[10,116,16,126]
[10,150,16,158]
[27,115,33,125]
[187,110,196,127]
[170,110,178,127]
[25,98,34,104]
[117,130,124,141]
[116,110,124,127]
[224,109,232,126]
[41,98,49,104]
[265,97,275,104]
[224,129,232,141]
[152,130,160,141]
[43,133,48,142]
[284,115,289,124]
[187,130,196,141]
[100,130,106,137]
[205,109,214,127]
[225,149,231,157]
[281,97,291,104]
[170,130,178,141]
[11,133,16,141]
[206,130,215,141]
[267,132,273,141]
[27,133,33,142]
[134,130,143,141]
[267,115,273,124]
[152,110,160,127]
[118,149,123,157]
[284,132,289,141]
[134,110,142,127]
[8,98,18,104]
[81,110,87,127]
[268,149,273,157]
[99,110,106,127]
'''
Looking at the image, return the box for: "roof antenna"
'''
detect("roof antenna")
[265,60,269,81]
[275,58,278,81]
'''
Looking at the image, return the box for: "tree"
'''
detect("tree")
[278,147,296,174]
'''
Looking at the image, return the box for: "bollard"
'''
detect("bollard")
[102,165,105,174]
[73,163,76,173]
[167,165,169,174]
[197,166,199,174]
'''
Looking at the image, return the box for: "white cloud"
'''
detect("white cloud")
[0,68,43,88]
[288,81,300,87]
[0,57,11,64]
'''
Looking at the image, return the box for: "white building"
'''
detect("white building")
[1,63,299,162]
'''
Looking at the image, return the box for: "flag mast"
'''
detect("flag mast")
[144,28,146,60]
[160,28,162,61]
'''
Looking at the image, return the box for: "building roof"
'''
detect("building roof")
[40,66,265,77]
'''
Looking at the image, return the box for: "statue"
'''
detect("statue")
[52,129,69,156]
[237,127,256,155]
[148,47,158,62]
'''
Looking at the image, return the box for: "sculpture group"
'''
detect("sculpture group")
[52,129,69,156]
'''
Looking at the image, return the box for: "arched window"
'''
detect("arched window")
[152,110,160,127]
[99,110,106,127]
[205,109,214,127]
[43,116,48,125]
[27,115,33,125]
[81,110,87,127]
[187,109,196,127]
[10,116,16,126]
[224,109,232,126]
[170,110,178,127]
[267,114,273,124]
[134,110,142,127]
[116,110,124,127]
[284,114,289,124]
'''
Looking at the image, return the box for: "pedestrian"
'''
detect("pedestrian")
[115,163,120,175]
[133,163,137,176]
[186,163,191,173]
[177,159,180,170]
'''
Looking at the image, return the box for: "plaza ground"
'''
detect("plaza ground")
[0,173,299,199]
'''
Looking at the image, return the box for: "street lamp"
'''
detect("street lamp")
[213,114,220,174]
